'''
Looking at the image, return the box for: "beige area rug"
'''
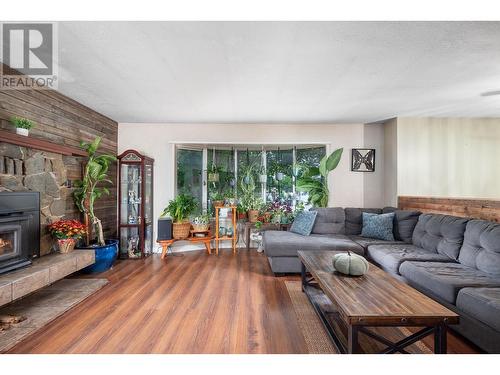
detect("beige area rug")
[284,281,431,354]
[0,278,108,353]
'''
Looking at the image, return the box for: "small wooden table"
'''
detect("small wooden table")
[158,235,214,260]
[298,250,459,354]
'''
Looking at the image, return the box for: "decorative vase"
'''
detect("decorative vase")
[77,239,119,274]
[16,128,29,136]
[56,238,76,253]
[219,227,227,236]
[248,210,259,223]
[172,221,192,239]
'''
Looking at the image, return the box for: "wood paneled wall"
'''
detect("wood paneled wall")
[0,65,118,239]
[398,196,500,223]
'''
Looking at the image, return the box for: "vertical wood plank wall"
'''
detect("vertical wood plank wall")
[0,68,118,239]
[398,196,500,223]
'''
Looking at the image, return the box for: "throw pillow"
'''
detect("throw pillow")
[290,210,318,236]
[361,212,395,241]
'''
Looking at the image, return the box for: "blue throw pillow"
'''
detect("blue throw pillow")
[290,211,318,236]
[361,212,395,241]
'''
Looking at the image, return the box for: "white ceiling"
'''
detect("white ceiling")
[53,21,500,123]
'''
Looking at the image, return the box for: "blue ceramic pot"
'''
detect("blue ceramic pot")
[78,239,118,273]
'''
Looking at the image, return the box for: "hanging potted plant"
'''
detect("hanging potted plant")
[9,116,35,136]
[161,194,198,239]
[73,137,118,273]
[48,219,86,253]
[208,148,219,182]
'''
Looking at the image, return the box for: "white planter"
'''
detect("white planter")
[16,128,29,136]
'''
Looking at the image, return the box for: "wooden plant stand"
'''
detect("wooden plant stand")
[158,233,214,261]
[215,206,237,255]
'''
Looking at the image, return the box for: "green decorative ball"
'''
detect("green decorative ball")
[332,251,369,276]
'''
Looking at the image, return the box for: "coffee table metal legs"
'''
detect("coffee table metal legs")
[434,323,447,354]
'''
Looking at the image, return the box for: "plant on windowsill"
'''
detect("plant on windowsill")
[162,194,198,239]
[296,148,343,207]
[9,116,35,136]
[73,136,118,273]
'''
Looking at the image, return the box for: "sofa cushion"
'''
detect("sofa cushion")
[412,214,469,260]
[310,207,345,234]
[263,231,363,258]
[399,261,500,304]
[348,235,404,250]
[344,207,382,235]
[290,210,317,236]
[367,244,456,275]
[458,220,500,276]
[361,212,396,241]
[456,287,500,332]
[392,210,421,243]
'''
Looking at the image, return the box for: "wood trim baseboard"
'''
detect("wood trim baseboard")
[398,196,500,223]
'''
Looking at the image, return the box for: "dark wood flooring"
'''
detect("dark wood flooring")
[7,250,479,354]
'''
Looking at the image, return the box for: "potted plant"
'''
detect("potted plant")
[162,193,198,239]
[9,116,35,136]
[246,196,264,223]
[237,202,247,220]
[47,219,86,253]
[73,137,118,273]
[296,148,343,207]
[258,165,267,184]
[224,190,236,206]
[210,191,225,208]
[191,213,210,232]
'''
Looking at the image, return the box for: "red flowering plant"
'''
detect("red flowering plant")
[48,220,86,241]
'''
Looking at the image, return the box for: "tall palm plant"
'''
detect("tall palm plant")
[73,137,117,246]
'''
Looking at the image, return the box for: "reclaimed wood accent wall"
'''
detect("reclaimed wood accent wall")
[0,67,118,242]
[398,196,500,223]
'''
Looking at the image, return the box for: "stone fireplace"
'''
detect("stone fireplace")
[0,141,78,256]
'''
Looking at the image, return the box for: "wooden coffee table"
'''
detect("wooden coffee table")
[298,250,459,354]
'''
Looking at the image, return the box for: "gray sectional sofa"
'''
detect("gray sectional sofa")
[262,207,500,353]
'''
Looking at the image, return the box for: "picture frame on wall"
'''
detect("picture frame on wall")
[351,148,375,172]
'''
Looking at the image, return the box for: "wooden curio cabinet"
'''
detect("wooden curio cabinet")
[117,150,154,259]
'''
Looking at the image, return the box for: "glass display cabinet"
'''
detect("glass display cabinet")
[118,149,154,259]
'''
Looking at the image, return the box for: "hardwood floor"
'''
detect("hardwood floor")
[7,250,479,354]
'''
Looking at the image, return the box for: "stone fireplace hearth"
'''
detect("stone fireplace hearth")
[0,142,78,256]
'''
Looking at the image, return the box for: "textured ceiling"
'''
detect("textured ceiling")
[53,21,500,123]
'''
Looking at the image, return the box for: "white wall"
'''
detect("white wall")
[383,118,398,207]
[397,118,500,200]
[363,123,386,208]
[118,123,385,251]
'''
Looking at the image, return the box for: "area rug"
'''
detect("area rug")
[284,281,432,354]
[0,278,108,353]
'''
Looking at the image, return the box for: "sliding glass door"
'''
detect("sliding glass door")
[176,147,203,214]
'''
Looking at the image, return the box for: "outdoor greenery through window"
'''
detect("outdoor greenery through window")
[176,145,326,215]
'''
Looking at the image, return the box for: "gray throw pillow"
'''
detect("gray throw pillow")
[290,210,318,236]
[361,212,395,241]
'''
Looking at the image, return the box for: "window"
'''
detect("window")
[175,145,326,212]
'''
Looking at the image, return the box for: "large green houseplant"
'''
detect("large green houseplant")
[73,137,117,272]
[296,148,343,207]
[161,194,198,239]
